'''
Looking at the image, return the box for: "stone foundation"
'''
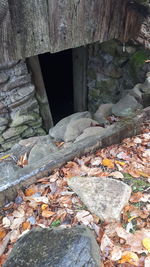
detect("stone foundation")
[0,60,45,152]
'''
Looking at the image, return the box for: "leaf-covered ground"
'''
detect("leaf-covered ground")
[0,121,150,266]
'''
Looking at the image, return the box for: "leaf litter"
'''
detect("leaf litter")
[0,121,150,266]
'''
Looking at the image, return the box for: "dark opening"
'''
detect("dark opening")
[39,49,74,124]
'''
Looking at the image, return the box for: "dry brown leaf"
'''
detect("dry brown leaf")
[130,192,143,203]
[108,171,124,179]
[110,246,122,261]
[41,210,55,218]
[17,153,28,168]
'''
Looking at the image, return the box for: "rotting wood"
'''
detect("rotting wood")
[26,56,54,132]
[0,0,148,63]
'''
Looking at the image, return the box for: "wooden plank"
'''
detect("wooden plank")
[73,47,87,112]
[27,56,53,132]
[0,0,50,63]
[0,0,144,62]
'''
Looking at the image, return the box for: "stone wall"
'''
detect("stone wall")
[87,40,150,113]
[0,60,45,152]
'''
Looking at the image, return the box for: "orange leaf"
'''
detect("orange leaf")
[136,170,149,178]
[0,229,6,240]
[22,221,31,230]
[25,188,36,197]
[118,251,139,266]
[42,210,55,218]
[102,158,114,168]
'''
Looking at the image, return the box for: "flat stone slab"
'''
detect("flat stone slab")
[68,177,131,222]
[4,226,101,267]
[0,107,149,207]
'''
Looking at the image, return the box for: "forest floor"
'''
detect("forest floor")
[0,120,150,267]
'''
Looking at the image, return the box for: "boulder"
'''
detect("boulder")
[75,126,106,142]
[93,103,113,124]
[49,111,91,141]
[68,177,131,222]
[64,118,98,142]
[111,94,143,117]
[4,226,101,267]
[28,143,58,164]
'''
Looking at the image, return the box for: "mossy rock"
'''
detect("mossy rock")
[100,40,118,57]
[129,50,150,80]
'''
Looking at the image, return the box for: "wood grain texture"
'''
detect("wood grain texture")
[0,0,145,63]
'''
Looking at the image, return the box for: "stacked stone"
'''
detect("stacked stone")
[0,60,45,152]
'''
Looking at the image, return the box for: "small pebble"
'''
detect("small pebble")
[15,196,23,204]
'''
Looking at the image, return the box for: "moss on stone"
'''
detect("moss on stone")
[100,40,118,57]
[129,50,150,80]
[123,173,149,192]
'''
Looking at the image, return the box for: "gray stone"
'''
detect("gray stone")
[0,125,7,134]
[128,85,143,102]
[0,60,19,70]
[1,137,22,151]
[1,74,31,92]
[10,113,37,127]
[64,118,98,142]
[49,111,91,141]
[0,72,9,84]
[0,117,8,127]
[112,94,143,117]
[2,125,28,140]
[75,127,106,142]
[94,103,113,124]
[68,177,131,222]
[0,136,4,144]
[4,226,101,267]
[21,127,34,138]
[28,143,57,164]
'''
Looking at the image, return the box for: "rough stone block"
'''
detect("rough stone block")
[4,226,101,267]
[68,177,131,222]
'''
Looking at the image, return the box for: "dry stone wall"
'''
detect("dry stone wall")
[87,40,150,113]
[0,60,45,152]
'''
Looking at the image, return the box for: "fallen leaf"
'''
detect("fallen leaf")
[25,188,37,197]
[130,192,143,203]
[0,232,11,256]
[145,256,150,267]
[10,217,25,230]
[100,233,114,252]
[41,204,49,210]
[2,217,11,228]
[102,158,114,168]
[110,246,122,261]
[17,153,28,168]
[75,210,93,226]
[142,238,150,252]
[118,251,139,266]
[22,221,31,230]
[0,229,6,241]
[41,210,55,218]
[108,171,124,179]
[115,160,126,166]
[10,229,20,243]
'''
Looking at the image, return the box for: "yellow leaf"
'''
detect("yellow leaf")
[115,160,126,166]
[128,216,137,222]
[142,238,150,252]
[41,204,49,211]
[42,210,55,218]
[102,158,114,168]
[118,251,139,266]
[0,154,11,160]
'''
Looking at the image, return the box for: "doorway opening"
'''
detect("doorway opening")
[39,49,74,124]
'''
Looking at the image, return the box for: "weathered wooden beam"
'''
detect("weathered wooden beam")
[0,0,148,63]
